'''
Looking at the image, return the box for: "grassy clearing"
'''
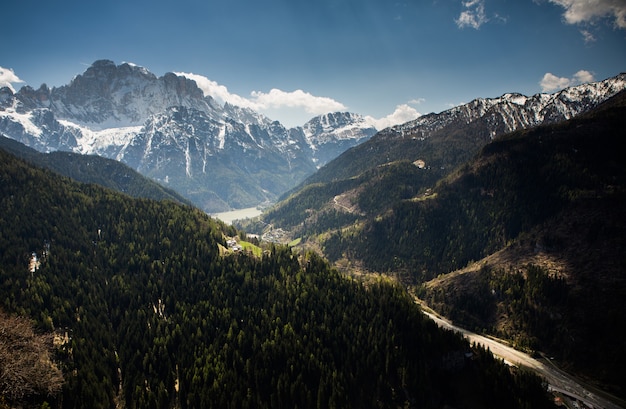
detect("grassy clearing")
[239,240,263,257]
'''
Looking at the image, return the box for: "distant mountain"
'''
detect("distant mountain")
[301,112,377,167]
[299,73,626,188]
[267,73,626,229]
[0,134,192,204]
[0,60,376,212]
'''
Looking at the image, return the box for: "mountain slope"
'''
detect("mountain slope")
[316,89,625,397]
[339,89,626,276]
[416,90,626,397]
[0,147,552,409]
[0,134,192,204]
[0,60,376,212]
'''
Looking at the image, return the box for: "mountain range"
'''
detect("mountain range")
[297,72,626,189]
[3,60,623,215]
[260,73,626,237]
[0,60,376,212]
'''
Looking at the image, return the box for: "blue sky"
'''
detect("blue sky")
[1,0,625,128]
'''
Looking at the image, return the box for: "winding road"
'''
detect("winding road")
[421,310,624,409]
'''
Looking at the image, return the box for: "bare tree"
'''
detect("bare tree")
[0,310,64,404]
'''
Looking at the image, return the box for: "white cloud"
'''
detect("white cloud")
[573,69,595,83]
[250,88,347,114]
[0,66,23,93]
[540,73,572,92]
[548,0,626,29]
[365,104,421,130]
[176,72,347,121]
[539,70,595,92]
[177,72,421,129]
[455,0,489,29]
[580,29,596,43]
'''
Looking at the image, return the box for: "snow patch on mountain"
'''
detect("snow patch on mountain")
[56,120,143,156]
[0,109,43,138]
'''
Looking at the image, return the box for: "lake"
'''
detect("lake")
[212,207,263,225]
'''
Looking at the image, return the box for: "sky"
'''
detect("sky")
[1,0,625,128]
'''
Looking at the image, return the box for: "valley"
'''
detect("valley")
[244,85,626,405]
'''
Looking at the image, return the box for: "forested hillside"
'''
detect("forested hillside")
[0,147,553,408]
[0,135,191,205]
[335,91,626,277]
[416,93,626,395]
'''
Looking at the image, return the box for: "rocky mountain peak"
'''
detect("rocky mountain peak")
[384,73,626,142]
[303,112,375,143]
[304,112,365,131]
[300,111,377,167]
[14,84,51,112]
[42,60,213,127]
[0,86,14,107]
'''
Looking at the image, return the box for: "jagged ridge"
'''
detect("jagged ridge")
[0,60,376,212]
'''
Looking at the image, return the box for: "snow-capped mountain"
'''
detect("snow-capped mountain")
[299,73,626,190]
[2,60,623,212]
[16,60,221,128]
[0,60,375,212]
[301,112,377,167]
[384,73,626,141]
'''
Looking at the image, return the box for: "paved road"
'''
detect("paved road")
[422,310,624,409]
